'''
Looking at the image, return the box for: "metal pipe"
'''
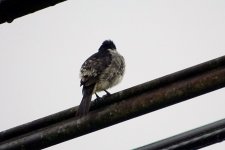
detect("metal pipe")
[0,0,67,24]
[1,56,224,143]
[135,118,225,150]
[0,56,225,149]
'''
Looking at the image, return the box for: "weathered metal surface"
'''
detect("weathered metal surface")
[0,56,225,149]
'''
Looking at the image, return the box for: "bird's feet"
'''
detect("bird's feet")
[93,90,111,105]
[94,93,103,105]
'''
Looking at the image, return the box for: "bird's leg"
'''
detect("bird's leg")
[94,93,102,105]
[104,90,111,96]
[95,93,101,99]
[94,90,111,105]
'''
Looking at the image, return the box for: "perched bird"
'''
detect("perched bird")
[77,40,125,117]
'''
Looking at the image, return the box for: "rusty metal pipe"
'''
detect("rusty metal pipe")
[0,56,225,149]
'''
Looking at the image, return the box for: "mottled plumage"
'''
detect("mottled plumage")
[77,40,125,117]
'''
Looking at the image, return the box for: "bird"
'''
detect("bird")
[76,40,125,117]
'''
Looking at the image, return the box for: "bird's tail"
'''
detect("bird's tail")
[76,84,95,117]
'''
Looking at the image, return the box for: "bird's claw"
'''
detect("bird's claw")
[94,93,103,105]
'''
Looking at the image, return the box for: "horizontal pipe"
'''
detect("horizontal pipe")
[0,0,67,24]
[1,56,224,143]
[135,118,225,150]
[0,56,225,149]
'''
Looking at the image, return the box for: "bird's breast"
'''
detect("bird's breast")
[94,51,125,92]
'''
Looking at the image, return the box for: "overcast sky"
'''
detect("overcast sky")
[0,0,225,149]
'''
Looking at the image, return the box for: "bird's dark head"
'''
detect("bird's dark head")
[99,40,116,52]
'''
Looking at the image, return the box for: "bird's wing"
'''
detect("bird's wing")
[80,52,112,87]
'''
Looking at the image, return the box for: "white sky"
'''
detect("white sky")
[0,0,225,149]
